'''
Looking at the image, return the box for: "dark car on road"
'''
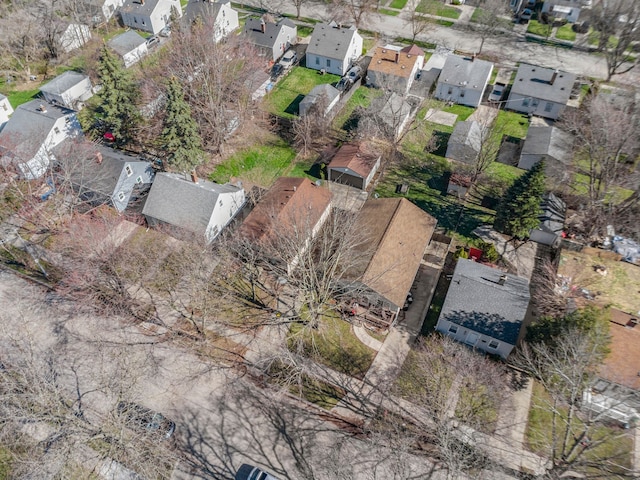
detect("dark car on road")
[117,402,176,440]
[235,464,279,480]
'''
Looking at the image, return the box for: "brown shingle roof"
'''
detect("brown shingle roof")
[327,142,379,179]
[239,177,331,243]
[600,309,640,390]
[368,46,424,79]
[345,198,436,308]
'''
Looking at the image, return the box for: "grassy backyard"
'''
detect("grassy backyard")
[555,23,576,42]
[287,312,377,379]
[263,67,341,118]
[416,0,461,19]
[332,85,384,132]
[494,110,530,140]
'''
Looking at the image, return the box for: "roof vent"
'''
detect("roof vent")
[401,65,406,69]
[627,318,639,328]
[377,60,381,64]
[38,104,47,113]
[382,49,386,53]
[407,54,411,58]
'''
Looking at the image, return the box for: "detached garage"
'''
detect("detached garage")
[327,142,380,190]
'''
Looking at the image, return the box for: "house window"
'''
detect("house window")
[315,57,320,65]
[134,17,137,23]
[142,19,145,25]
[544,102,553,112]
[531,98,539,107]
[136,176,143,184]
[488,340,499,349]
[219,199,223,207]
[522,98,530,107]
[54,127,60,134]
[460,91,465,98]
[448,324,458,334]
[447,87,453,95]
[117,191,126,202]
[125,165,133,177]
[1,104,6,111]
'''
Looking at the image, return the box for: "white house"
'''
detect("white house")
[39,71,93,111]
[87,0,127,23]
[542,0,590,23]
[0,94,13,129]
[119,0,181,34]
[306,23,363,76]
[434,54,493,108]
[183,0,239,42]
[0,100,81,179]
[59,23,92,53]
[142,172,245,243]
[507,64,576,120]
[108,30,149,68]
[435,259,531,359]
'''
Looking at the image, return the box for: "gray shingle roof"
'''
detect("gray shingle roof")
[40,71,90,96]
[183,0,227,25]
[306,23,359,61]
[299,84,340,115]
[510,63,576,104]
[142,172,241,235]
[108,30,146,56]
[120,0,162,17]
[538,192,566,235]
[438,54,493,93]
[449,120,482,152]
[439,259,530,345]
[243,18,295,49]
[521,126,573,162]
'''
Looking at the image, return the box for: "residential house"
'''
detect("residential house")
[85,0,127,23]
[0,94,13,129]
[340,197,437,327]
[446,120,483,164]
[243,17,297,62]
[0,100,81,179]
[541,0,590,23]
[39,71,93,111]
[583,309,640,427]
[58,23,92,53]
[507,64,576,120]
[518,126,573,183]
[529,193,566,246]
[108,30,149,68]
[64,144,155,212]
[434,54,493,108]
[306,23,363,76]
[435,259,531,359]
[119,0,181,34]
[238,177,332,270]
[183,0,239,42]
[366,44,425,95]
[142,171,246,243]
[298,84,341,117]
[327,142,381,190]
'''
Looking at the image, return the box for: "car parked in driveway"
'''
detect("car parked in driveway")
[278,50,297,70]
[519,8,533,22]
[270,63,284,81]
[488,82,506,103]
[117,402,176,440]
[235,464,279,480]
[146,35,160,48]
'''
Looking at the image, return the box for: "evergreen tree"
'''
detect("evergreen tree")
[160,77,203,172]
[494,161,546,238]
[95,46,141,147]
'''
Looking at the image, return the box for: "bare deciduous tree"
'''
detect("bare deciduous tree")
[470,0,511,54]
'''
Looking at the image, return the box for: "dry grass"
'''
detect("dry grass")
[557,248,640,313]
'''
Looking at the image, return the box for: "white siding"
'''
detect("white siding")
[122,44,149,68]
[435,318,515,359]
[507,92,565,120]
[205,189,246,243]
[0,98,13,127]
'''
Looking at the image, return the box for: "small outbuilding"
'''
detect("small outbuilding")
[529,193,566,247]
[299,84,340,117]
[327,142,380,190]
[39,71,93,110]
[446,120,483,164]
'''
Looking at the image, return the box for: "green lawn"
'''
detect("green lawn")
[287,312,377,379]
[389,0,408,8]
[442,103,475,121]
[555,23,576,42]
[332,86,384,132]
[416,0,461,19]
[527,20,553,37]
[209,139,297,186]
[494,110,530,139]
[485,162,523,184]
[379,7,400,16]
[263,67,341,118]
[393,37,437,50]
[4,88,40,109]
[526,382,633,476]
[297,26,314,37]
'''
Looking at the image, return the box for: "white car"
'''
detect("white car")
[278,50,297,70]
[488,82,506,103]
[235,464,279,480]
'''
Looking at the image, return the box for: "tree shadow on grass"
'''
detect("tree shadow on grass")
[284,94,305,116]
[431,131,451,157]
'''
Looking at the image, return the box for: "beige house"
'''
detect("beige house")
[366,44,425,95]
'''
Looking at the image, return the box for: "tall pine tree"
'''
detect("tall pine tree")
[160,77,203,172]
[95,46,141,147]
[494,161,546,239]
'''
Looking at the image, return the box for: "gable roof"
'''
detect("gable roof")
[142,172,242,235]
[600,309,640,390]
[243,17,295,49]
[449,120,482,153]
[121,0,165,17]
[327,142,379,179]
[345,198,436,309]
[440,259,530,345]
[306,23,360,61]
[0,100,74,161]
[183,0,229,25]
[510,63,576,104]
[521,126,573,161]
[368,45,424,79]
[537,192,566,235]
[108,30,146,56]
[40,71,90,96]
[439,54,493,93]
[299,84,340,114]
[239,177,331,243]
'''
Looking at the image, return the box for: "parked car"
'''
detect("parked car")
[336,76,354,92]
[159,26,171,37]
[270,63,284,81]
[116,402,176,439]
[278,50,297,70]
[520,8,533,22]
[346,65,363,81]
[146,36,160,48]
[488,82,506,103]
[235,464,279,480]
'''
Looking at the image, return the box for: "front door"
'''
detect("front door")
[465,332,479,346]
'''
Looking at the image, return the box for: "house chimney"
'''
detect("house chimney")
[293,185,297,192]
[550,69,558,85]
[38,104,47,113]
[498,274,507,286]
[190,170,199,183]
[95,151,103,164]
[471,53,476,62]
[395,51,399,64]
[260,19,266,33]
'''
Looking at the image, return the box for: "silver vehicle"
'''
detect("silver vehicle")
[235,464,279,480]
[278,50,298,70]
[488,82,506,103]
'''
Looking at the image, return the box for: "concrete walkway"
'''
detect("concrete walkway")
[495,378,534,448]
[353,324,383,351]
